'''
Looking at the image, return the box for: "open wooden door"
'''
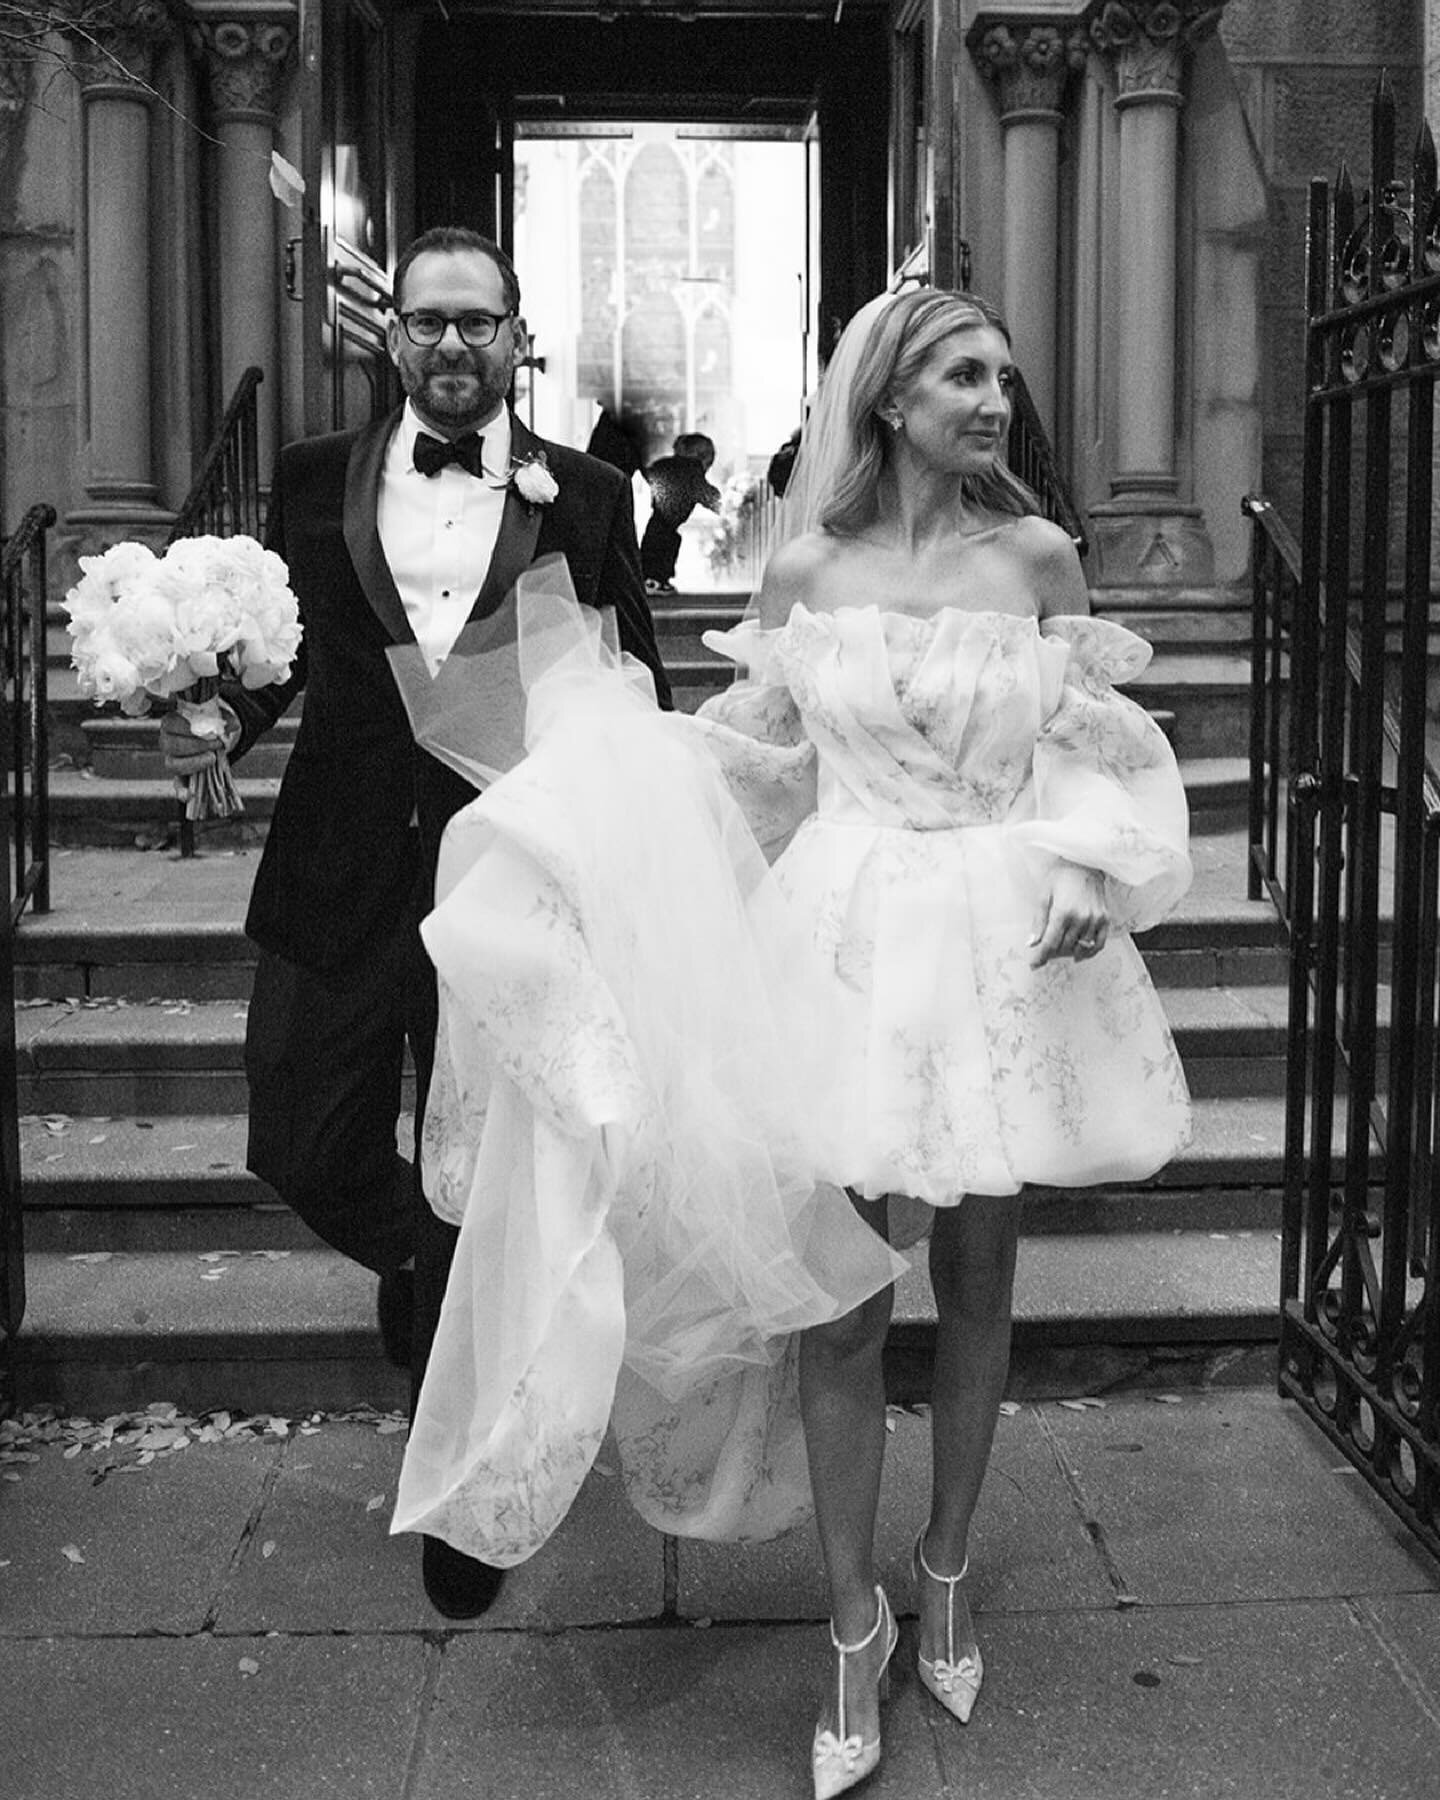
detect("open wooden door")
[297,0,400,434]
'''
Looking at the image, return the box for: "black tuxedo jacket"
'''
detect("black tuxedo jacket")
[232,409,671,971]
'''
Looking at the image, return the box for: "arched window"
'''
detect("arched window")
[622,292,686,453]
[694,306,732,427]
[577,157,618,400]
[695,157,735,285]
[625,143,688,285]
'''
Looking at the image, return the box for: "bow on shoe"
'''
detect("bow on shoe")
[813,1730,868,1777]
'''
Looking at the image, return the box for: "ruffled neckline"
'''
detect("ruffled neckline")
[703,604,1153,685]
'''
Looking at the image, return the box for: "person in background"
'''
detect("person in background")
[640,431,720,595]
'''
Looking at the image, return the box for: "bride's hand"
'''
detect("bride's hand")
[1029,862,1109,967]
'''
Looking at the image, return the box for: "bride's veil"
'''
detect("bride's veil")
[773,291,897,545]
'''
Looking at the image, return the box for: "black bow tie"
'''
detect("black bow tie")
[414,431,484,478]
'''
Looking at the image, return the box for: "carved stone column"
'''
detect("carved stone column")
[968,13,1086,431]
[68,0,176,537]
[1087,0,1226,586]
[191,2,297,482]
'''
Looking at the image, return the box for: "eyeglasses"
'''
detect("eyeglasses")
[396,309,512,348]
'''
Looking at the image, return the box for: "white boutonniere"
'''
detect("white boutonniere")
[510,454,559,507]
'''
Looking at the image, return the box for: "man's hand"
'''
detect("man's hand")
[159,700,242,776]
[1029,861,1109,968]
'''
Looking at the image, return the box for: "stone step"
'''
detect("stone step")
[14,830,1286,1000]
[15,1094,1300,1255]
[42,729,1249,844]
[7,1226,1284,1414]
[46,769,275,851]
[1122,653,1252,760]
[11,983,1294,1115]
[1091,589,1253,647]
[83,715,300,782]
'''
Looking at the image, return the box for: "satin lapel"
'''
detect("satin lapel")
[342,411,413,643]
[469,413,543,623]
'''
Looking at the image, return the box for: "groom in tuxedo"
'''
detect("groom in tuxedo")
[162,226,670,1616]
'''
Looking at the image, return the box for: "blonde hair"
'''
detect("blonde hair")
[815,290,1040,537]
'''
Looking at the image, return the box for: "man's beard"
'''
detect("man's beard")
[409,358,508,428]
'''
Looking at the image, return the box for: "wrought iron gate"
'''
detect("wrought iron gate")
[1255,74,1440,1561]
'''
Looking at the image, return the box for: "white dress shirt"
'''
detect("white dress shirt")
[378,401,513,674]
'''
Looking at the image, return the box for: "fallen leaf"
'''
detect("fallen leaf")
[261,1541,277,1559]
[269,151,305,207]
[998,1401,1021,1416]
[60,1544,85,1564]
[87,1135,108,1146]
[365,1494,386,1513]
[1150,1394,1184,1405]
[1167,1654,1202,1667]
[238,1657,260,1677]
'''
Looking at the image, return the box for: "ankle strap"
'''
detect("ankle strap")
[829,1584,888,1655]
[916,1532,969,1587]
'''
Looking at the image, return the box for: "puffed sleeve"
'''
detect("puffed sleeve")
[688,620,817,862]
[1009,615,1191,932]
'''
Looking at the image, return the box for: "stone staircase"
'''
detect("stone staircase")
[13,583,1292,1413]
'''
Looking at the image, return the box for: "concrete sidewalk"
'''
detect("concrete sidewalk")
[2,1385,1438,1799]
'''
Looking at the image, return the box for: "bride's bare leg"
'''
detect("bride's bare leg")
[800,1281,895,1743]
[919,1194,1022,1666]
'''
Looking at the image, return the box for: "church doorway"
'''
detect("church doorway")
[297,2,891,447]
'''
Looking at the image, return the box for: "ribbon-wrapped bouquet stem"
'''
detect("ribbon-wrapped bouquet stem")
[63,535,301,823]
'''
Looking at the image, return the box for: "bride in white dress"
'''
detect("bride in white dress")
[715,289,1190,1797]
[389,288,1191,1800]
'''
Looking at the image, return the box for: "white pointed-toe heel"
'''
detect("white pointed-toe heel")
[811,1585,898,1800]
[913,1530,983,1724]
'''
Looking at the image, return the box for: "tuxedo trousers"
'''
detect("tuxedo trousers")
[244,840,436,1280]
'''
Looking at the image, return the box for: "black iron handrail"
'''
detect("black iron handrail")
[1007,366,1089,559]
[167,365,264,546]
[0,499,55,1368]
[166,367,265,855]
[1,504,54,922]
[1242,493,1301,912]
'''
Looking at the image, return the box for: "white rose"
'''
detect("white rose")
[512,460,559,505]
[107,589,181,689]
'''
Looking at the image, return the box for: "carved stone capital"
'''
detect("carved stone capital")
[968,14,1088,121]
[190,1,297,122]
[66,0,177,99]
[1086,0,1226,103]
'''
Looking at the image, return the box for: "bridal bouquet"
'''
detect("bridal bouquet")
[64,534,302,822]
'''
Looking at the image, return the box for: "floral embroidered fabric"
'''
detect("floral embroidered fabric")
[394,591,1191,1569]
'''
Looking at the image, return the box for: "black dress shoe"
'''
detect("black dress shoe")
[422,1534,506,1619]
[376,1266,414,1369]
